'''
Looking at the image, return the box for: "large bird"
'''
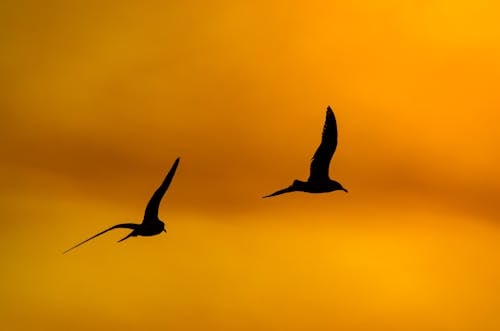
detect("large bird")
[64,157,180,253]
[263,106,347,198]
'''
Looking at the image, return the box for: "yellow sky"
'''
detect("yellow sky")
[1,1,499,330]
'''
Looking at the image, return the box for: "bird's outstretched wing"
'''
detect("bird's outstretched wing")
[143,157,180,222]
[308,106,337,182]
[63,223,140,254]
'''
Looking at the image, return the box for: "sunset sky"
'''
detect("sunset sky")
[1,1,499,330]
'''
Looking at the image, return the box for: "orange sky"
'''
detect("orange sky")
[1,1,499,330]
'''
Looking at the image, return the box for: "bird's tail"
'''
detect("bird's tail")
[117,232,135,242]
[262,185,296,198]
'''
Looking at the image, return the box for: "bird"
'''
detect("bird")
[63,157,180,253]
[263,106,347,198]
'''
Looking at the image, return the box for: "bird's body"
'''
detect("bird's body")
[116,220,165,242]
[263,106,347,198]
[64,157,180,253]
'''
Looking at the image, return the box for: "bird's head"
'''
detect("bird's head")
[330,180,348,193]
[158,221,167,233]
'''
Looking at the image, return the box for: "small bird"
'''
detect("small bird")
[263,106,347,198]
[64,157,180,253]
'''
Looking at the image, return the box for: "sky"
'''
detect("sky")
[1,1,499,330]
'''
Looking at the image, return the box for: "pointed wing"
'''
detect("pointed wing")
[308,106,338,182]
[143,157,180,222]
[63,223,139,254]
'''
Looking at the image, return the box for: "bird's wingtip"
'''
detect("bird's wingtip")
[327,105,333,112]
[62,247,75,254]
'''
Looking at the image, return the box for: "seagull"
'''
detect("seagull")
[263,106,347,198]
[63,157,180,253]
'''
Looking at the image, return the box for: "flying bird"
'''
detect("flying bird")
[64,157,180,253]
[263,106,347,198]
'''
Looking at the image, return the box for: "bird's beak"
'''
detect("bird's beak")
[163,229,167,233]
[342,188,348,193]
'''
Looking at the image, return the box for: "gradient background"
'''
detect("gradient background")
[1,1,499,330]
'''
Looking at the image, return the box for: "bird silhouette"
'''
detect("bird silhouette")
[63,157,180,253]
[263,106,347,198]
